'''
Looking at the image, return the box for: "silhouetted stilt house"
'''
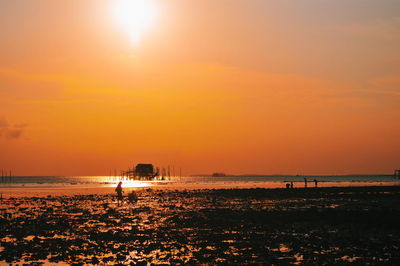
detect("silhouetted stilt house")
[122,164,159,180]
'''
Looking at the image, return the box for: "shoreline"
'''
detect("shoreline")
[0,181,399,198]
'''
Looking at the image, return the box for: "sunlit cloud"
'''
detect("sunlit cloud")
[0,117,8,127]
[0,117,27,140]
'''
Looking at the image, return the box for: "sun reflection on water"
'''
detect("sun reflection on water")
[106,179,152,188]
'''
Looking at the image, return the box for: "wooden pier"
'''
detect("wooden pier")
[119,163,182,181]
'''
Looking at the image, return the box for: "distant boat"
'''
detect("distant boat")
[395,169,400,179]
[212,172,226,177]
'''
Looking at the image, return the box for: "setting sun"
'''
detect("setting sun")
[112,0,158,44]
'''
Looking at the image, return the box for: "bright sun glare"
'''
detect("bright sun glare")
[112,0,158,44]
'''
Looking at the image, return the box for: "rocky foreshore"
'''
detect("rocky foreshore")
[1,186,400,265]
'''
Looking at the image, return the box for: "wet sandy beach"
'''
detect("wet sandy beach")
[1,186,400,265]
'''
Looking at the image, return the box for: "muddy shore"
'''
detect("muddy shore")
[1,186,399,265]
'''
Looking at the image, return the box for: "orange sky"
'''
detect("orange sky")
[0,0,399,176]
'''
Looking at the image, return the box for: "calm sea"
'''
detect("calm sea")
[0,175,399,189]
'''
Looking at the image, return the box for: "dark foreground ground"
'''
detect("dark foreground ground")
[1,186,400,265]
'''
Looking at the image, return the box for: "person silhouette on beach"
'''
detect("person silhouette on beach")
[314,179,318,188]
[115,181,123,206]
[304,178,308,188]
[290,182,294,189]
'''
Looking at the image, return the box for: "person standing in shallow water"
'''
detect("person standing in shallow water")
[314,179,318,188]
[116,181,123,206]
[304,178,308,188]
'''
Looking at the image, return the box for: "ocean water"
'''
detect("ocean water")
[0,174,398,189]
